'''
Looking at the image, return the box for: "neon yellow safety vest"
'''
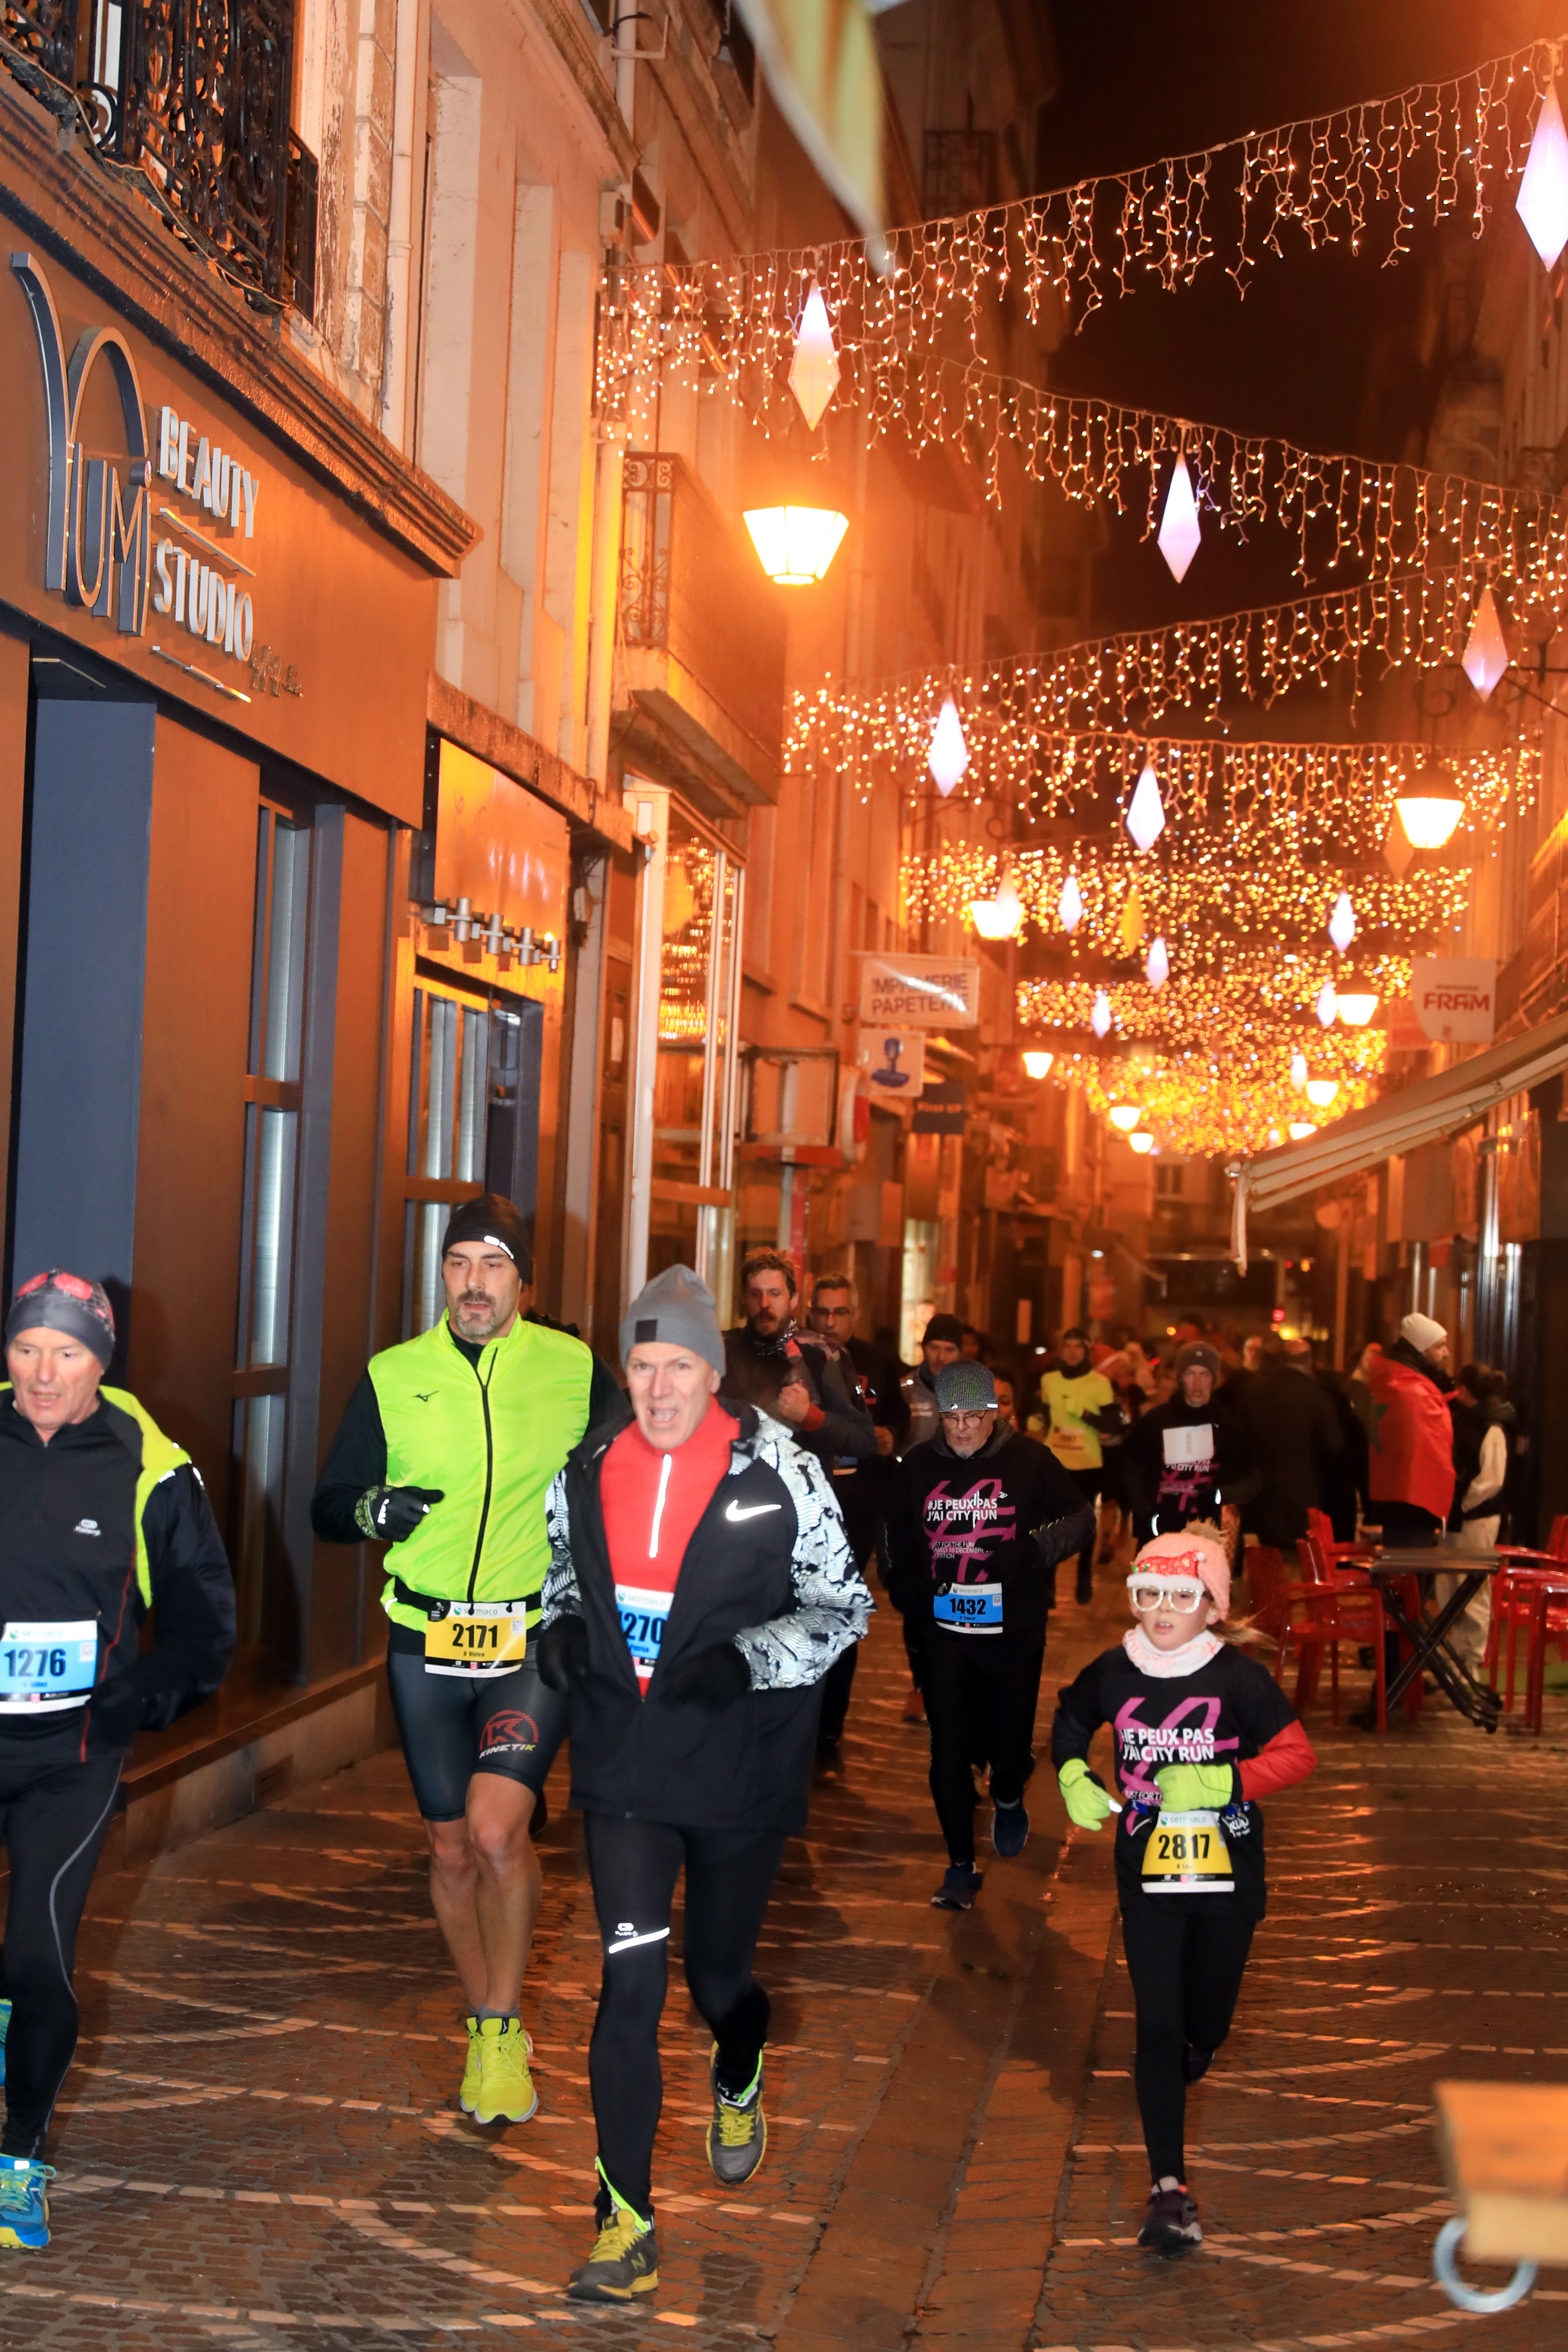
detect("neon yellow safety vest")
[1041,1368,1113,1472]
[0,1381,189,1605]
[370,1315,595,1634]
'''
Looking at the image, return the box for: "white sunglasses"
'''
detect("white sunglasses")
[1126,1573,1209,1614]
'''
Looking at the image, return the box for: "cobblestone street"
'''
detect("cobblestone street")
[15,1589,1568,2352]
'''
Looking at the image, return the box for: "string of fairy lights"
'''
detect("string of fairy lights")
[597,38,1559,426]
[1065,1041,1389,1159]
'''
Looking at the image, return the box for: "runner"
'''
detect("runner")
[1052,1528,1316,2254]
[0,1270,234,2250]
[1037,1330,1123,1604]
[311,1194,613,2130]
[886,1360,1093,1910]
[535,1264,870,2304]
[1122,1342,1259,1551]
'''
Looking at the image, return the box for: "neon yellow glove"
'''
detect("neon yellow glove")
[1059,1757,1119,1832]
[1155,1763,1234,1811]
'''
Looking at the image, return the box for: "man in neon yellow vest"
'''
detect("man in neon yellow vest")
[313,1196,615,2132]
[0,1269,234,2254]
[1034,1328,1122,1605]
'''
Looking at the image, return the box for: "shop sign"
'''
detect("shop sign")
[1411,957,1497,1044]
[10,250,293,706]
[858,1028,927,1095]
[857,952,979,1028]
[913,1081,966,1135]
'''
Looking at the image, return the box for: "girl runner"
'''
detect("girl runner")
[1050,1528,1316,2254]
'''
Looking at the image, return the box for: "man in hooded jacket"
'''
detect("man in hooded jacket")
[1123,1342,1260,1549]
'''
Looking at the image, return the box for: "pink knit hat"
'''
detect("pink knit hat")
[1131,1528,1230,1620]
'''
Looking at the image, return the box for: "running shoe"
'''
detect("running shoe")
[706,2047,767,2187]
[991,1799,1029,1859]
[460,2016,534,2116]
[0,2158,53,2250]
[1075,1573,1093,1606]
[931,1863,982,1910]
[1137,2183,1202,2255]
[1182,2043,1212,2084]
[566,2209,659,2302]
[470,2015,537,2124]
[0,1996,9,2090]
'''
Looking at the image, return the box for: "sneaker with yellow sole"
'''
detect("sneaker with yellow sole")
[0,2158,52,2250]
[459,2015,534,2117]
[467,2015,536,2124]
[706,2046,767,2187]
[566,2205,659,2303]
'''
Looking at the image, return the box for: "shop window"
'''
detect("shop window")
[404,977,543,1334]
[232,803,310,1646]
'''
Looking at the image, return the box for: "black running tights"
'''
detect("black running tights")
[0,1749,122,2157]
[584,1814,785,2221]
[921,1627,1043,1867]
[1119,1895,1255,2183]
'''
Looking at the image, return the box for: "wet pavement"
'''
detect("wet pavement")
[13,1567,1568,2351]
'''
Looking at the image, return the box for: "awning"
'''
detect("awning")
[1228,1008,1568,1269]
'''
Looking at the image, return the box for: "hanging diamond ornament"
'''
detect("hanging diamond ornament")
[1462,585,1511,700]
[1517,80,1568,267]
[787,283,840,431]
[1156,453,1202,583]
[1290,1052,1308,1092]
[1145,935,1169,989]
[1125,761,1166,852]
[1316,981,1338,1026]
[927,697,969,795]
[1058,872,1083,933]
[1091,989,1112,1039]
[1328,890,1356,955]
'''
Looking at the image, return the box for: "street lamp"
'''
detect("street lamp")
[1022,1049,1054,1079]
[1128,1130,1154,1154]
[1109,1103,1141,1132]
[744,505,850,585]
[970,868,1023,940]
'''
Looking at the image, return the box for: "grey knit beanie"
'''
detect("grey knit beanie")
[619,1263,725,1377]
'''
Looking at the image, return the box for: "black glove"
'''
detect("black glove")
[356,1484,444,1541]
[89,1672,143,1749]
[534,1614,589,1694]
[659,1640,751,1709]
[1034,1504,1097,1569]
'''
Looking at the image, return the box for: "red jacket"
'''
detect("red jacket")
[1367,1345,1454,1522]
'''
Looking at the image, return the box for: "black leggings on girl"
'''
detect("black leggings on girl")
[1119,1894,1255,2181]
[584,1814,785,2220]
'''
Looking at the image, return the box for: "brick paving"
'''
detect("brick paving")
[13,1576,1568,2349]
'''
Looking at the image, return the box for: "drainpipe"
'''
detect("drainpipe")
[382,0,423,451]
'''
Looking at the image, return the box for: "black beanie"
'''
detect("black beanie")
[6,1269,116,1368]
[440,1193,533,1280]
[923,1312,965,1348]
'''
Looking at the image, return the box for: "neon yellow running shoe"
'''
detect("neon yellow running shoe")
[471,2015,537,2124]
[706,2044,767,2187]
[566,2207,659,2302]
[460,2015,533,2116]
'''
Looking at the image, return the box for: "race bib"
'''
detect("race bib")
[1141,1808,1234,1894]
[616,1583,672,1681]
[1162,1424,1214,1468]
[932,1581,1003,1633]
[0,1618,98,1711]
[423,1602,528,1678]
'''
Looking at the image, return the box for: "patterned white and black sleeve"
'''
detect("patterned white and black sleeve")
[539,1468,582,1629]
[732,1427,872,1691]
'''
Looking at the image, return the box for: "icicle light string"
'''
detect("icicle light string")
[791,572,1539,796]
[907,730,1533,848]
[905,843,1465,963]
[597,39,1560,422]
[1056,1042,1389,1159]
[1016,966,1405,1054]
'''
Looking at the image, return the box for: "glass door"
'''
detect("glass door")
[402,976,544,1334]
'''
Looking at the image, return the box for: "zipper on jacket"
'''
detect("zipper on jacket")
[467,1354,496,1603]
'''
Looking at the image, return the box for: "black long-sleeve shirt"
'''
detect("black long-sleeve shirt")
[1123,1393,1260,1543]
[884,1425,1095,1646]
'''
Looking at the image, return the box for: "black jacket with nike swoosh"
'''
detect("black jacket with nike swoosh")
[542,1399,872,1833]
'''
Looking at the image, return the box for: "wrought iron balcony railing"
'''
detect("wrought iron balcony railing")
[1,0,317,317]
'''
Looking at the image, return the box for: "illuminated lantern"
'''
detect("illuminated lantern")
[1109,1103,1141,1132]
[970,869,1023,940]
[787,283,840,429]
[1306,1077,1340,1109]
[744,505,849,584]
[1335,978,1380,1026]
[1328,890,1356,955]
[1289,1120,1318,1141]
[1091,989,1112,1038]
[1125,761,1166,851]
[1395,769,1465,848]
[1289,1052,1308,1091]
[1059,871,1083,933]
[1146,935,1169,988]
[1462,585,1510,700]
[1157,453,1202,583]
[927,696,969,795]
[1129,1130,1155,1154]
[1022,1049,1054,1079]
[1517,81,1568,268]
[1316,981,1338,1026]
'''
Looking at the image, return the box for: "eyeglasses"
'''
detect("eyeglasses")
[942,1408,995,1427]
[1126,1575,1208,1614]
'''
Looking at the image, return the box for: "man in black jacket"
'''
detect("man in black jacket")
[0,1270,234,2250]
[536,1263,869,2306]
[1123,1342,1260,1548]
[722,1249,874,1478]
[1225,1335,1344,1549]
[885,1360,1093,1911]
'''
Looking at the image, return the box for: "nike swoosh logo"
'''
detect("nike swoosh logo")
[726,1500,781,1522]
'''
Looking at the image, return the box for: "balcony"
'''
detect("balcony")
[619,451,786,816]
[2,0,317,316]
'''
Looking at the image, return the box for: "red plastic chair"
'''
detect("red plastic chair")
[1486,1563,1568,1725]
[1249,1541,1388,1731]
